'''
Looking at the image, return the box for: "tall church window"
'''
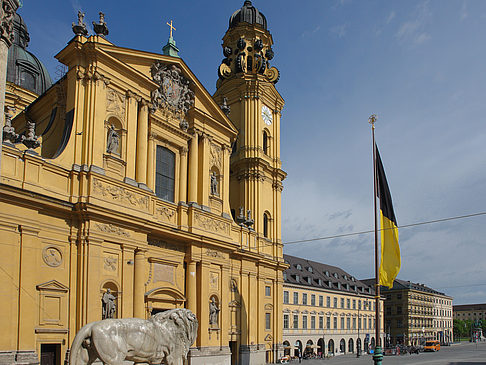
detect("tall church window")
[263,212,270,238]
[155,146,175,202]
[263,131,269,155]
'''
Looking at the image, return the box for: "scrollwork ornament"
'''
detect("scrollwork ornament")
[0,0,15,47]
[265,67,280,84]
[218,63,232,79]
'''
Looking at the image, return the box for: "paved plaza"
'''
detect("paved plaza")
[287,342,486,365]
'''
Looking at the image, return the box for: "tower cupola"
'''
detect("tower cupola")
[217,1,279,86]
[229,0,267,30]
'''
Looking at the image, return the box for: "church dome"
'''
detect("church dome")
[229,1,267,30]
[7,12,52,95]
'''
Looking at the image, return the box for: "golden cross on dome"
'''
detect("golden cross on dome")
[166,20,176,38]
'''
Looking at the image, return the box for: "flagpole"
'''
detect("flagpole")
[369,114,383,365]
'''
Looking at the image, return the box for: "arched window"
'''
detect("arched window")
[263,131,269,155]
[263,212,269,238]
[155,146,175,202]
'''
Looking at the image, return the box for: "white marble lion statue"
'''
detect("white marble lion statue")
[69,308,198,365]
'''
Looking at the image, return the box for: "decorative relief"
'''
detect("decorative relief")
[153,262,175,284]
[0,0,16,47]
[206,249,225,259]
[150,62,195,131]
[194,211,230,234]
[42,246,62,267]
[209,272,219,290]
[92,178,149,210]
[155,206,176,223]
[103,256,118,272]
[148,240,185,253]
[210,143,222,169]
[95,223,130,237]
[106,88,126,119]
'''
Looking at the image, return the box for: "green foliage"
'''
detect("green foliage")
[453,319,474,339]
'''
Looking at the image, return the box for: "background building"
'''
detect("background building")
[362,279,453,346]
[453,303,486,322]
[283,255,385,358]
[0,2,287,364]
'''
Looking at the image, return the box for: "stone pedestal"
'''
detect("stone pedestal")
[0,350,39,365]
[239,344,266,365]
[188,346,232,365]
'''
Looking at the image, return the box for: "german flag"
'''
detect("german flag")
[375,145,400,288]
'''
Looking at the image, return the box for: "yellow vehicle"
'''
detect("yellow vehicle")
[424,340,440,352]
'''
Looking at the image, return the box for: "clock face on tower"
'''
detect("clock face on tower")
[261,105,273,126]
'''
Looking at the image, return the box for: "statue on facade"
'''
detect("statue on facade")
[92,12,109,37]
[245,209,254,228]
[210,171,218,195]
[209,297,220,327]
[72,10,88,36]
[106,124,119,154]
[69,308,198,365]
[3,106,18,144]
[236,206,246,225]
[102,289,116,319]
[22,121,40,150]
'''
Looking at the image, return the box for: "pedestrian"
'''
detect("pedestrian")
[298,348,302,363]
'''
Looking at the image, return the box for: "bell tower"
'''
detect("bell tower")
[214,0,286,248]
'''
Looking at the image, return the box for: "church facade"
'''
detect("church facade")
[0,2,286,364]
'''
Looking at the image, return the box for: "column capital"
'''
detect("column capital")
[126,89,141,102]
[180,146,188,156]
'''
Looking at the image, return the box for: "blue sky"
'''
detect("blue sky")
[20,0,486,305]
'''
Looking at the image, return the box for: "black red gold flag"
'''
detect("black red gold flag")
[375,145,400,288]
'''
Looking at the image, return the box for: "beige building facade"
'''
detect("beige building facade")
[363,279,453,346]
[282,255,385,359]
[0,2,287,364]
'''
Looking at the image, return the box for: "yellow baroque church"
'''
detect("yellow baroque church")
[0,1,287,364]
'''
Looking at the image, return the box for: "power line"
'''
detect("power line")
[282,211,486,246]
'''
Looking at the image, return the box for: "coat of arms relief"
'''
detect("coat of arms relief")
[150,62,195,131]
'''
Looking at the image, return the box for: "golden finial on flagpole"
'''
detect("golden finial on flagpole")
[369,114,377,129]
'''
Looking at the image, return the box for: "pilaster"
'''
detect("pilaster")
[135,99,149,185]
[17,224,40,351]
[198,132,210,208]
[222,146,231,216]
[146,134,155,191]
[133,249,147,318]
[188,132,198,205]
[185,260,197,316]
[92,73,108,169]
[179,146,188,204]
[125,91,139,180]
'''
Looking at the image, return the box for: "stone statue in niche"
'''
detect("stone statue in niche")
[209,297,220,327]
[102,288,117,319]
[106,124,120,154]
[210,171,218,195]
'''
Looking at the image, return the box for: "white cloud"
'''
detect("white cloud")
[395,0,431,45]
[460,0,468,21]
[301,25,321,38]
[330,23,348,38]
[386,11,396,24]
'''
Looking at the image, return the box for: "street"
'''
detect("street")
[291,342,486,365]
